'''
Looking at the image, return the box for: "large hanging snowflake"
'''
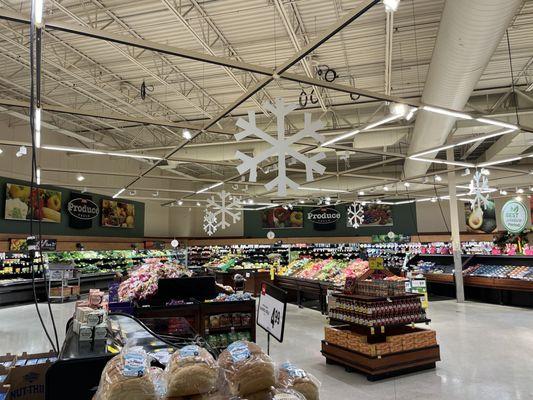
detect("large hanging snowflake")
[347,202,365,228]
[468,170,490,210]
[235,98,326,197]
[203,210,218,236]
[205,190,241,230]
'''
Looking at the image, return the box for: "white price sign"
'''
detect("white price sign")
[257,283,287,342]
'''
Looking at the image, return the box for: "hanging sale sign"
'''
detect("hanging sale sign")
[501,200,528,234]
[257,282,287,343]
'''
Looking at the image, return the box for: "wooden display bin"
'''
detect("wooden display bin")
[244,270,272,296]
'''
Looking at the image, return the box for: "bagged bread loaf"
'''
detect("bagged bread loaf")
[166,345,218,397]
[244,388,306,400]
[93,347,163,400]
[276,363,319,400]
[218,341,275,396]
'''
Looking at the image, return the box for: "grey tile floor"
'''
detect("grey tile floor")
[1,299,532,399]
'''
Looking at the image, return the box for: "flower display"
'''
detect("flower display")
[281,258,369,285]
[118,260,191,302]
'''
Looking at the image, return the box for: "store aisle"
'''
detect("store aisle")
[1,300,532,399]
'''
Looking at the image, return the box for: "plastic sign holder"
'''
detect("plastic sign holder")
[257,282,287,354]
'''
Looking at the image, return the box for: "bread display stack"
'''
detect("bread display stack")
[276,363,320,400]
[165,345,218,398]
[217,341,276,397]
[93,349,162,400]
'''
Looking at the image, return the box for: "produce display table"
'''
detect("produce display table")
[274,275,335,314]
[244,270,272,296]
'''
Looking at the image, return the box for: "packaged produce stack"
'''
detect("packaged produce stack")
[73,289,108,342]
[322,277,440,380]
[92,340,320,400]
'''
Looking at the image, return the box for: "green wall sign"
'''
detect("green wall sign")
[501,200,528,234]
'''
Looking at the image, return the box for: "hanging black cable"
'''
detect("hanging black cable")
[433,185,450,233]
[29,0,58,353]
[505,29,520,125]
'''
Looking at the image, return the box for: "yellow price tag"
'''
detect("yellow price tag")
[369,257,384,270]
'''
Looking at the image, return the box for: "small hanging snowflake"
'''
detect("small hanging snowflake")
[347,202,365,228]
[468,170,490,210]
[235,98,326,197]
[205,190,241,230]
[203,210,218,236]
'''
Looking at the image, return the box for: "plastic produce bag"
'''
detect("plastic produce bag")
[218,341,276,397]
[93,346,163,400]
[276,362,320,400]
[165,344,218,397]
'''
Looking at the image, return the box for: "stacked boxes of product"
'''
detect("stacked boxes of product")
[324,326,437,356]
[0,351,57,400]
[344,279,406,297]
[73,289,108,341]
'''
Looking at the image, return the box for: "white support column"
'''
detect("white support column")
[446,148,465,302]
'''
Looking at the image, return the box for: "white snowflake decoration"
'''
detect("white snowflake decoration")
[203,210,218,236]
[205,190,241,230]
[468,170,490,210]
[235,98,326,197]
[347,202,365,228]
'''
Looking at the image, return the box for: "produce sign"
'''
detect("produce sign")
[465,200,497,233]
[9,238,57,251]
[346,203,393,227]
[501,200,528,234]
[308,206,340,231]
[5,183,61,223]
[68,194,99,229]
[101,199,135,228]
[262,206,303,229]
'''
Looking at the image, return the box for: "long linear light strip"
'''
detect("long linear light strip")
[196,181,223,194]
[297,187,349,193]
[36,168,41,185]
[409,156,475,168]
[411,128,516,158]
[477,156,524,167]
[321,114,403,147]
[422,105,473,120]
[42,145,163,160]
[112,188,125,199]
[34,107,41,148]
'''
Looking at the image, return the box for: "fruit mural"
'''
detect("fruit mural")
[465,200,497,233]
[262,206,303,229]
[345,203,393,227]
[101,199,135,228]
[5,183,62,223]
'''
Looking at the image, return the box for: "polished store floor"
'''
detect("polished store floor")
[1,299,532,400]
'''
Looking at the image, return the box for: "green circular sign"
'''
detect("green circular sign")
[500,200,528,233]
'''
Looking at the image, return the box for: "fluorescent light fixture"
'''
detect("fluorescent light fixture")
[42,145,162,160]
[0,148,3,155]
[516,188,524,194]
[515,196,522,202]
[324,196,331,202]
[403,182,410,187]
[36,168,41,185]
[248,199,254,205]
[430,198,437,203]
[363,114,402,131]
[299,200,305,204]
[476,118,518,131]
[416,197,432,202]
[182,129,192,140]
[177,200,183,206]
[196,181,223,194]
[322,130,360,147]
[76,174,85,182]
[388,199,415,205]
[434,175,442,182]
[477,156,522,167]
[499,190,508,195]
[297,187,349,193]
[34,0,44,26]
[383,0,400,12]
[422,105,472,120]
[405,108,417,121]
[358,190,365,196]
[112,188,125,199]
[34,107,41,148]
[389,103,409,117]
[409,156,475,168]
[383,186,389,191]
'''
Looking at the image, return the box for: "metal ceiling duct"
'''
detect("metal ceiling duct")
[403,0,523,178]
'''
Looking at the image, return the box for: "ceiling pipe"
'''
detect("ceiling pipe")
[403,0,522,178]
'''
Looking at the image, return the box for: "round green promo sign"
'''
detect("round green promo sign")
[500,200,528,234]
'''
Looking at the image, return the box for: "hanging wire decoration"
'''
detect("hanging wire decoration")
[205,190,241,230]
[202,210,218,236]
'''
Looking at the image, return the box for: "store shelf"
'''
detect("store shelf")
[321,340,440,381]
